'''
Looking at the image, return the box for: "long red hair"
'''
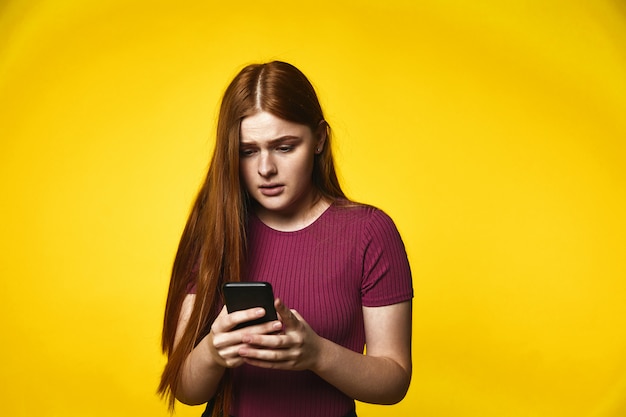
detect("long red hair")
[158,61,346,415]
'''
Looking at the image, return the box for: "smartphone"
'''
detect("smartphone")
[222,282,278,329]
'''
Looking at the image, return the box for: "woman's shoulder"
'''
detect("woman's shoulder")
[331,199,409,271]
[329,199,397,229]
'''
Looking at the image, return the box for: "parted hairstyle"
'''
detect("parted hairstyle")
[158,61,346,415]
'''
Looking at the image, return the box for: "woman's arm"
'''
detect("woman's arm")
[239,299,412,404]
[316,301,412,404]
[172,295,223,405]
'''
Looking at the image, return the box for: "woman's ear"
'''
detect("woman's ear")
[315,120,328,154]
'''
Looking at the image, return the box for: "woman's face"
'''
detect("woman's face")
[239,111,324,227]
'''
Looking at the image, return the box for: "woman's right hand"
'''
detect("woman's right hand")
[172,295,283,405]
[206,305,283,368]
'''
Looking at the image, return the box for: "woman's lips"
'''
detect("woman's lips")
[259,184,284,196]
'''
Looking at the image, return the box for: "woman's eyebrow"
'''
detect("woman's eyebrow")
[268,135,302,145]
[240,135,302,146]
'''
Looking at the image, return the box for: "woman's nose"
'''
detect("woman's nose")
[258,152,277,177]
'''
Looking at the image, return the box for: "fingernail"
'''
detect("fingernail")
[255,308,265,316]
[273,321,282,330]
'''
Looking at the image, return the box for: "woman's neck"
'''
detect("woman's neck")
[254,194,331,232]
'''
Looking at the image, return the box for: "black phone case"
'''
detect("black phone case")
[223,282,278,329]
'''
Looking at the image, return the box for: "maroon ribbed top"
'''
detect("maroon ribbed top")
[230,202,413,417]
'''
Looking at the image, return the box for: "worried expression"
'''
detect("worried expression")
[239,111,325,223]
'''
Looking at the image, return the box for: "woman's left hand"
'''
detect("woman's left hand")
[237,298,322,371]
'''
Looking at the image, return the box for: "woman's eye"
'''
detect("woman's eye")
[277,145,294,152]
[240,149,256,157]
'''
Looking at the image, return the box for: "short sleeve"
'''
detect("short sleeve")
[360,208,414,307]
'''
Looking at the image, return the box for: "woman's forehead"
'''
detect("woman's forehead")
[240,111,312,143]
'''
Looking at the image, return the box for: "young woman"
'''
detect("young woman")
[159,61,413,417]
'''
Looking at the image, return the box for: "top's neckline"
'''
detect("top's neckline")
[250,200,336,235]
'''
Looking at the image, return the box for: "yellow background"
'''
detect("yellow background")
[1,0,625,416]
